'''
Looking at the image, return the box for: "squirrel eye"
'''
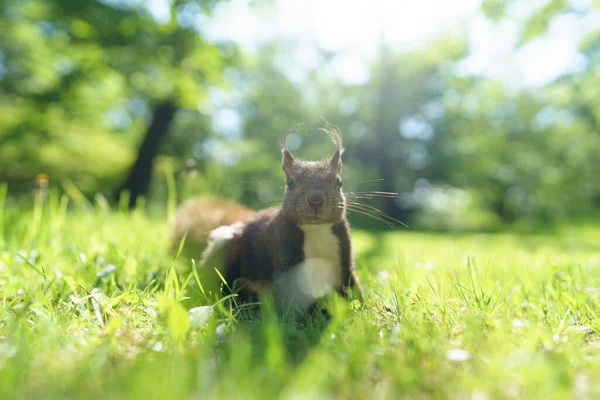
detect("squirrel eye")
[287,178,295,189]
[335,178,342,189]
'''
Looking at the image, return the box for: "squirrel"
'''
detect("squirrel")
[172,127,363,310]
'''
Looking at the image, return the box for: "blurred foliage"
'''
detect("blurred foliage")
[1,0,599,229]
[0,0,230,194]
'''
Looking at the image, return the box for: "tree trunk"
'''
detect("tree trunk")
[117,101,177,208]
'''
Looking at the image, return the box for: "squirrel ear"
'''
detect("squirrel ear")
[281,128,297,177]
[320,124,343,173]
[282,149,296,177]
[330,149,343,173]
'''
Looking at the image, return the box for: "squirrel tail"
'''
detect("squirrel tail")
[170,196,253,260]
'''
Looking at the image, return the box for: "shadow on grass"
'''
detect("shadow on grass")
[214,297,333,367]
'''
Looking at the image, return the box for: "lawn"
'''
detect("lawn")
[1,190,599,399]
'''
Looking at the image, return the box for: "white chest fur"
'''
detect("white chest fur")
[300,224,342,288]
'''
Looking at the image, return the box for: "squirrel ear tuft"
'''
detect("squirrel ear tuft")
[321,124,343,173]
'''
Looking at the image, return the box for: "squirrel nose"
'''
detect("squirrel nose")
[306,190,325,212]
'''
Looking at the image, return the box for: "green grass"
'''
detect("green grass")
[1,191,599,399]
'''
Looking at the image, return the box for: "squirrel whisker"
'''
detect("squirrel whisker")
[344,201,408,228]
[355,178,385,185]
[339,202,397,228]
[353,191,399,196]
[342,205,396,229]
[347,195,398,200]
[347,192,398,199]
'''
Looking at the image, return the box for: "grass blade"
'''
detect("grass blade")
[0,183,6,246]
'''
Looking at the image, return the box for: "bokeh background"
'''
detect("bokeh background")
[1,0,599,230]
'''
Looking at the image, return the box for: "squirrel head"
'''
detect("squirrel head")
[280,126,346,225]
